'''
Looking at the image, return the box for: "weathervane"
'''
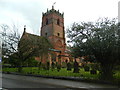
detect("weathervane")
[52,2,56,9]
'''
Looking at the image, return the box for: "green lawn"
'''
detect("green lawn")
[113,70,120,81]
[2,67,120,81]
[3,67,99,79]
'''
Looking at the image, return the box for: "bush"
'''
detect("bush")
[73,60,79,73]
[114,65,120,71]
[90,63,100,71]
[51,62,55,70]
[84,66,90,71]
[41,63,46,70]
[61,62,67,68]
[57,65,61,72]
[81,63,85,68]
[90,70,97,74]
[56,62,61,72]
[67,62,72,71]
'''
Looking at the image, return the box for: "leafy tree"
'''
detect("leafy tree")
[8,53,20,67]
[83,55,96,63]
[18,32,52,72]
[67,18,119,80]
[24,57,38,67]
[1,24,52,72]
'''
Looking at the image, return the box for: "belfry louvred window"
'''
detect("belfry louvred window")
[57,19,60,25]
[46,18,48,25]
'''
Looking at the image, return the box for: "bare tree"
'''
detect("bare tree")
[0,24,20,63]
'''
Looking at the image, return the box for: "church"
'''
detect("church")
[19,6,72,65]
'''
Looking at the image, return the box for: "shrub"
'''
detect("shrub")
[41,63,46,70]
[56,62,61,72]
[51,61,55,70]
[57,65,61,72]
[61,62,67,68]
[84,65,90,71]
[73,60,79,73]
[67,62,72,71]
[90,63,100,71]
[114,65,120,71]
[90,70,97,74]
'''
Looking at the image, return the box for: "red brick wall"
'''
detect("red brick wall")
[40,9,68,64]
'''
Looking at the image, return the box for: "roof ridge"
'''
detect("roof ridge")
[25,32,40,37]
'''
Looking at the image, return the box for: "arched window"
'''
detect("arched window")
[57,19,60,25]
[46,18,48,25]
[45,33,47,36]
[57,33,60,36]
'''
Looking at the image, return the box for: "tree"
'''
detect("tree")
[8,52,20,67]
[67,18,119,80]
[24,57,38,67]
[18,32,52,72]
[1,24,52,72]
[0,24,20,65]
[46,61,50,70]
[38,61,41,70]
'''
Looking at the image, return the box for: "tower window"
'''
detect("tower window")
[45,33,47,36]
[57,33,60,36]
[57,19,60,25]
[46,18,48,25]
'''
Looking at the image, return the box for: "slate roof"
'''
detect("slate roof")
[18,31,51,48]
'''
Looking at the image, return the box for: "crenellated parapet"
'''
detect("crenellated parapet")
[42,8,64,18]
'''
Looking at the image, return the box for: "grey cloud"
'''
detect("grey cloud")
[0,0,47,35]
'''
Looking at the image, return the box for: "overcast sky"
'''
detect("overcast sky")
[0,0,119,36]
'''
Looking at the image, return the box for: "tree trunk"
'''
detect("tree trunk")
[17,62,23,72]
[18,66,22,72]
[38,62,41,70]
[100,63,114,80]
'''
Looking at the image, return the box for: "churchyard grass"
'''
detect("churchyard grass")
[2,67,120,81]
[2,67,100,80]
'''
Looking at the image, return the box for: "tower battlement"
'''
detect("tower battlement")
[42,8,64,18]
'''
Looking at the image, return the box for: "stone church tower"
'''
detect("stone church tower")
[41,6,68,63]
